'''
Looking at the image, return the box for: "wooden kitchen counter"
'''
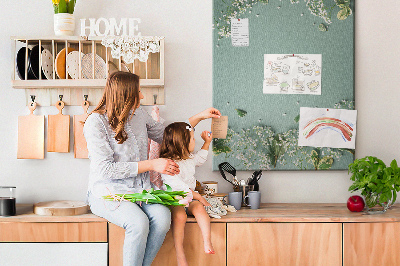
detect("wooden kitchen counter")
[2,203,400,223]
[203,203,400,223]
[0,204,106,223]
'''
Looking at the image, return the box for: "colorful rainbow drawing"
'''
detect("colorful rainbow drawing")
[303,117,354,142]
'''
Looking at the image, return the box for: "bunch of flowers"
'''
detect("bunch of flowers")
[52,0,76,14]
[102,36,163,63]
[102,184,193,207]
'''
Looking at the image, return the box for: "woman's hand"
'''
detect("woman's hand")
[189,107,222,127]
[152,158,180,175]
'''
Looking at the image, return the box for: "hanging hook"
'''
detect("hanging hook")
[59,95,63,101]
[153,94,157,105]
[84,95,88,102]
[30,95,36,103]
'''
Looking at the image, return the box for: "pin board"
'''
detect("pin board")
[212,0,354,171]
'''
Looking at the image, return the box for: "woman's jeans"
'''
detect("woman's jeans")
[88,192,171,266]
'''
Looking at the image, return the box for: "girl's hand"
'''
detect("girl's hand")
[201,199,211,207]
[189,108,222,127]
[199,107,221,120]
[152,158,180,175]
[201,131,212,143]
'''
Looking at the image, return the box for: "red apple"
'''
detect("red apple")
[347,196,365,212]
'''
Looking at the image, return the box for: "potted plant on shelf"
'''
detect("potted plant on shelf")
[348,156,400,214]
[52,0,77,36]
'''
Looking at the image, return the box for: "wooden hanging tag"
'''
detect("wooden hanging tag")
[17,102,45,159]
[47,100,70,153]
[74,100,90,158]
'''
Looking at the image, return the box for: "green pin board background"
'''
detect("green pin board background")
[212,0,354,171]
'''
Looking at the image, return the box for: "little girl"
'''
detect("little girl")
[160,122,214,266]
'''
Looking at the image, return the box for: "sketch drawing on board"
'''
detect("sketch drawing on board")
[298,107,357,149]
[263,54,322,95]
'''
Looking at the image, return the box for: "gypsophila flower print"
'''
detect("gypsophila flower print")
[214,0,352,38]
[102,36,164,63]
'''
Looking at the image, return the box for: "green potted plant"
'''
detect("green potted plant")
[52,0,77,36]
[348,156,400,214]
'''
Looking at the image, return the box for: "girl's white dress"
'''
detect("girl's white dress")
[161,149,208,192]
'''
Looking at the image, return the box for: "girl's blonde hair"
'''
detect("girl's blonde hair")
[92,71,140,144]
[160,122,192,160]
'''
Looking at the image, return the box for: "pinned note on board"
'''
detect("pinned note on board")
[231,18,249,47]
[211,116,229,139]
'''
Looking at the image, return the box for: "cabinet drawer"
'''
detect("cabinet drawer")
[0,243,107,266]
[228,223,342,266]
[0,222,107,242]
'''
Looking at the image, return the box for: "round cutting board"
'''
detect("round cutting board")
[33,201,88,216]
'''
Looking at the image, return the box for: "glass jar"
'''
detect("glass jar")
[0,186,16,216]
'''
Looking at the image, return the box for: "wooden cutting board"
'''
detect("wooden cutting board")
[74,100,89,158]
[47,100,70,153]
[33,201,88,216]
[17,102,45,159]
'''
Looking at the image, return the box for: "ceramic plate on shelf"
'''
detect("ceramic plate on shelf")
[41,49,54,80]
[29,45,46,79]
[81,53,107,79]
[55,47,77,79]
[16,47,36,80]
[108,60,131,74]
[66,51,84,79]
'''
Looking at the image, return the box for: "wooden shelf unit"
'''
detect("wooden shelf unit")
[11,36,165,106]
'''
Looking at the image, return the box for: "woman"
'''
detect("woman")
[84,71,221,266]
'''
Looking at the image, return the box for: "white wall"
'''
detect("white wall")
[0,0,399,204]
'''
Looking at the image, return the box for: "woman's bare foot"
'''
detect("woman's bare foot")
[204,242,215,254]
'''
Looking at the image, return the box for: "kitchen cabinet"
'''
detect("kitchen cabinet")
[343,222,400,266]
[109,222,227,266]
[227,223,342,266]
[4,204,400,265]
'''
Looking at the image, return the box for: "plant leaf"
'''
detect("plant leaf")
[58,0,67,13]
[318,156,333,170]
[318,24,327,32]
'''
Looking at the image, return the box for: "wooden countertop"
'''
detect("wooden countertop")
[2,203,400,223]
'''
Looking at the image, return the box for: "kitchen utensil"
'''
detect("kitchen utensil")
[34,201,88,216]
[227,192,242,210]
[218,162,238,185]
[234,184,254,207]
[67,51,84,79]
[244,191,261,209]
[74,100,89,158]
[47,100,70,152]
[17,102,44,159]
[248,170,262,191]
[16,47,36,80]
[81,53,107,79]
[29,45,46,79]
[41,49,54,79]
[0,186,16,216]
[55,47,77,79]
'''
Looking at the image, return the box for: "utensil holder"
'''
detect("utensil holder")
[234,185,254,207]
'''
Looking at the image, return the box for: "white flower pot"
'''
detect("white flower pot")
[54,13,75,36]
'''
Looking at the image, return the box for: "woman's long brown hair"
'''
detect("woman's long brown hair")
[160,122,192,160]
[91,71,140,144]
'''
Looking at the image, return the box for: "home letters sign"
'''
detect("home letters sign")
[80,18,141,37]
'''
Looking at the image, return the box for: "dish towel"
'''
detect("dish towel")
[148,105,163,189]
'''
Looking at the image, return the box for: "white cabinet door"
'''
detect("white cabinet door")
[0,243,107,266]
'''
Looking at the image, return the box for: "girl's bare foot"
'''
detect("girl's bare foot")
[204,242,215,254]
[177,255,188,266]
